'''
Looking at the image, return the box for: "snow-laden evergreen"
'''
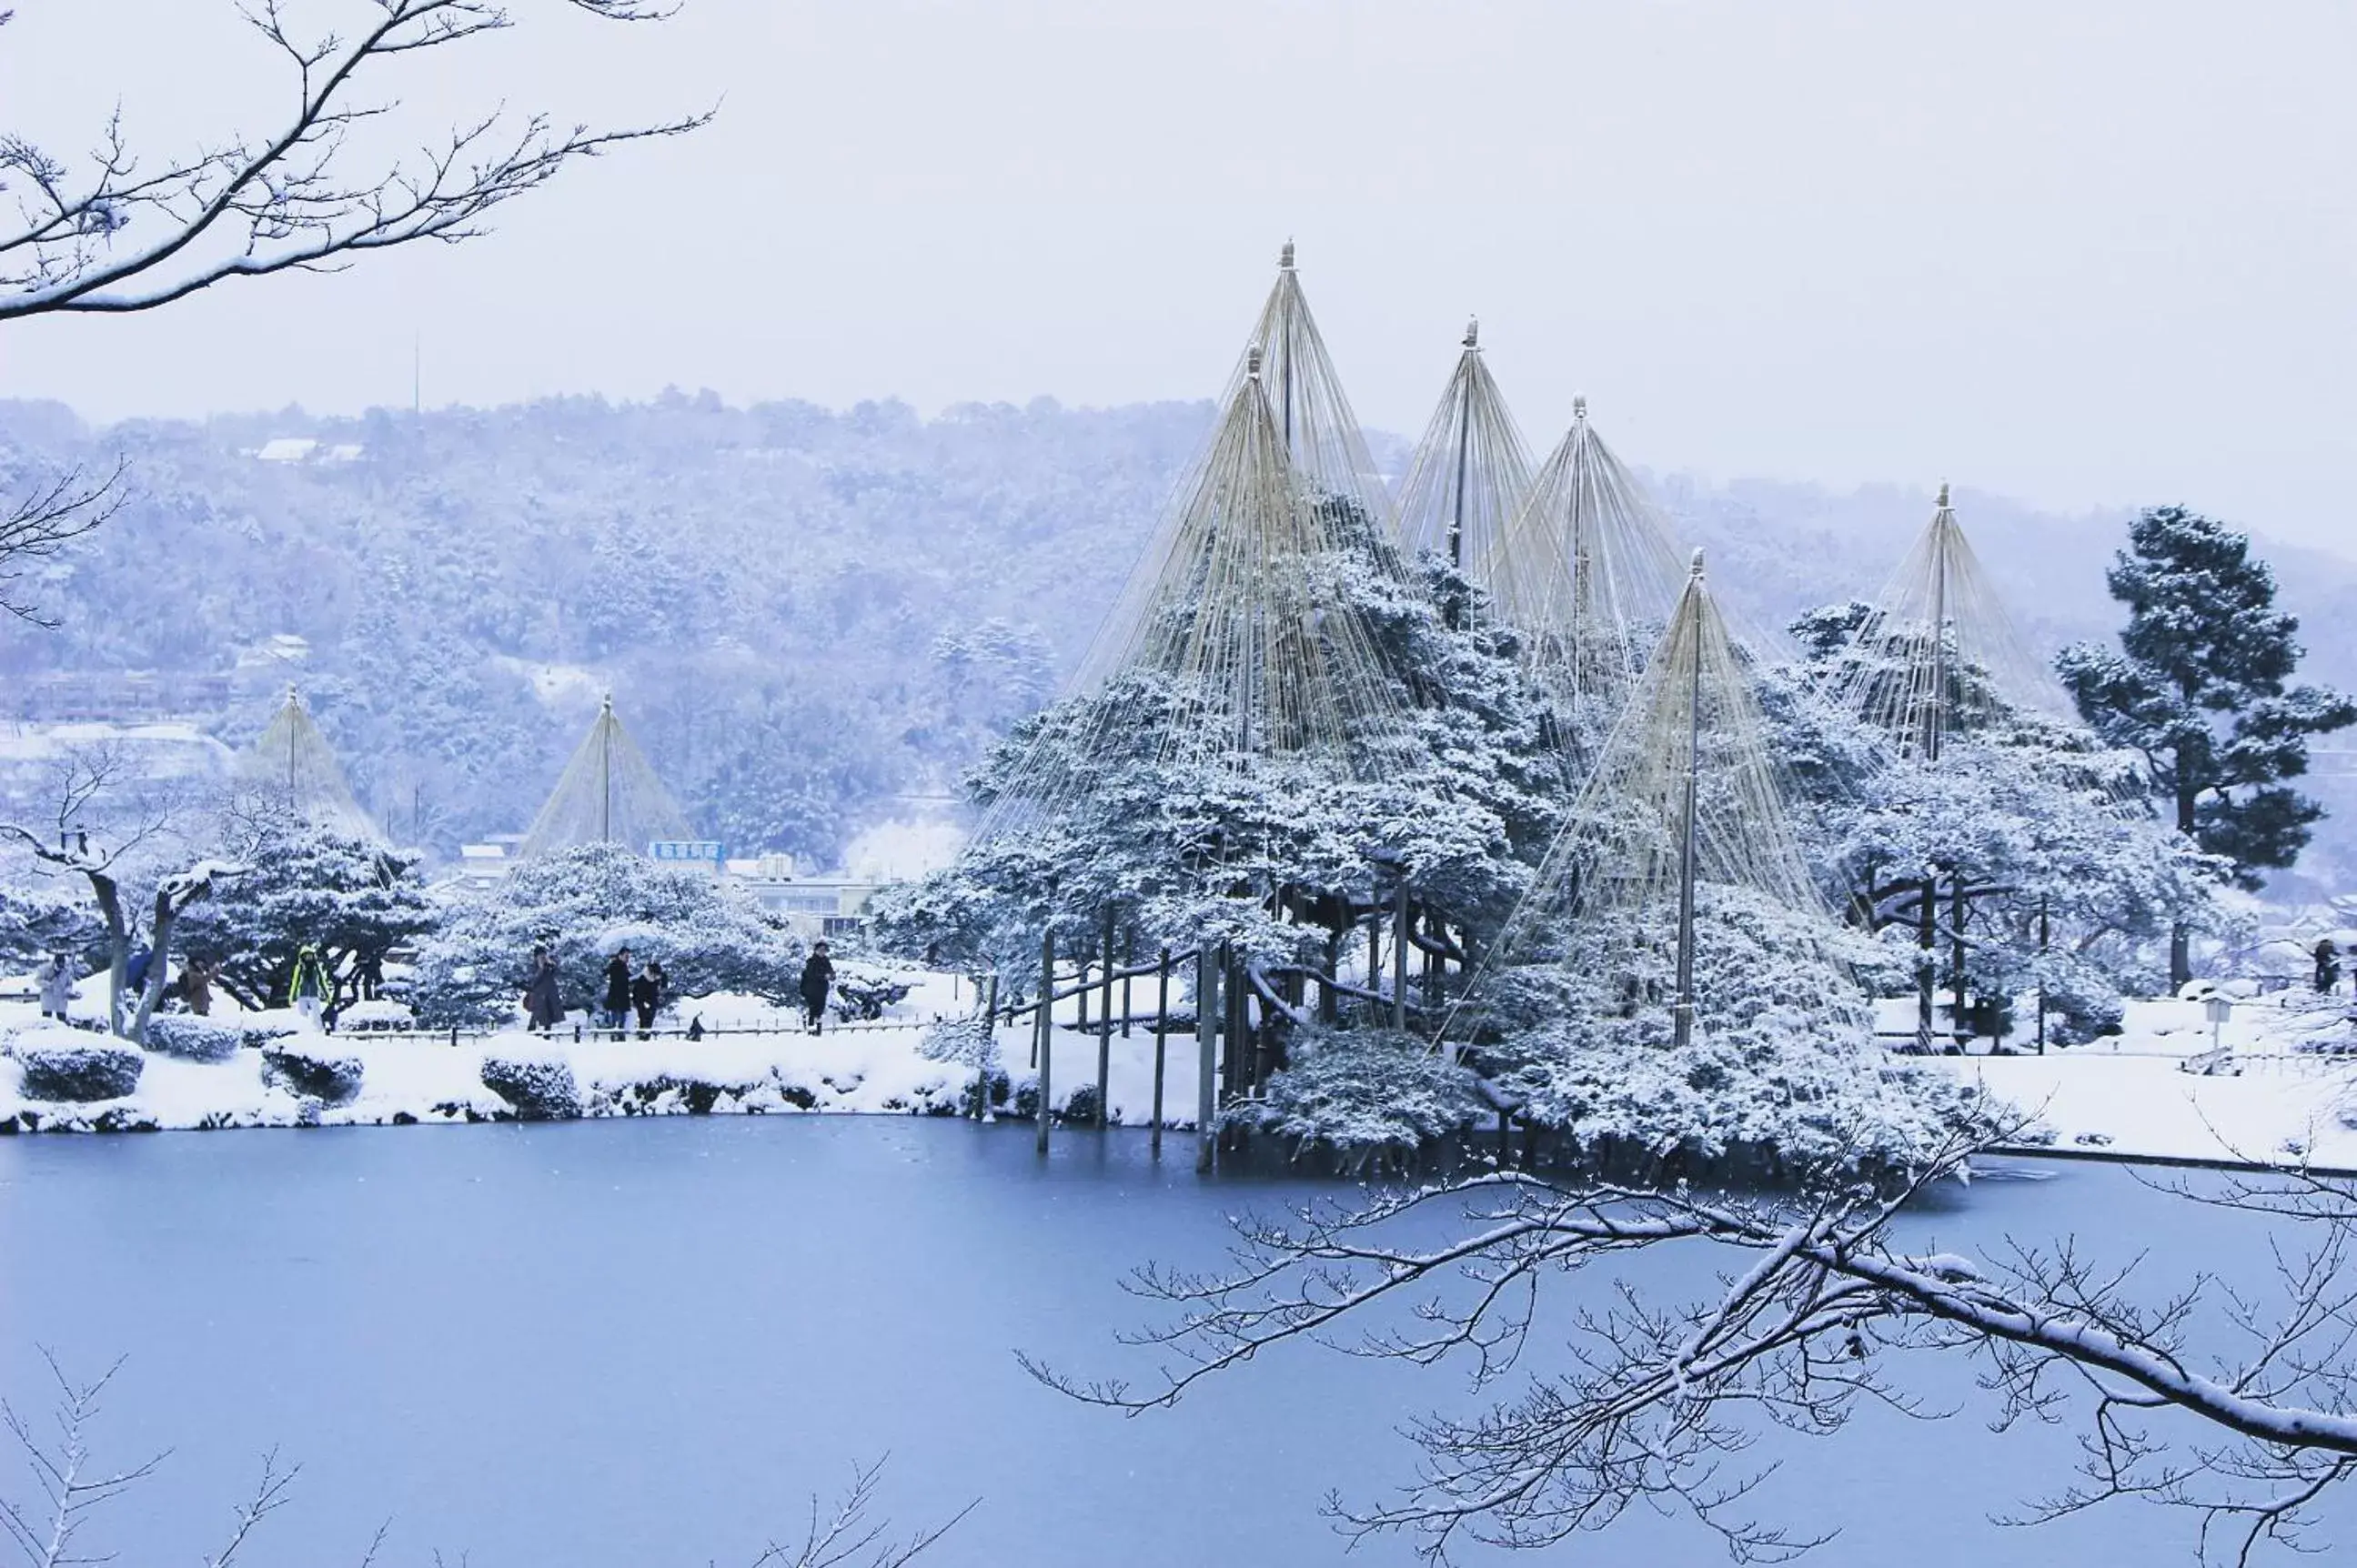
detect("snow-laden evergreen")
[409,842,802,1028]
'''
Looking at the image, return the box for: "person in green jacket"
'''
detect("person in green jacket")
[289,943,332,1026]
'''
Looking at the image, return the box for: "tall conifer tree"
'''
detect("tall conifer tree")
[2059,506,2355,983]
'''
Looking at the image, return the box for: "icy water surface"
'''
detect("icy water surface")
[1,1121,2343,1566]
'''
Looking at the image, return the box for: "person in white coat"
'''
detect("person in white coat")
[38,953,75,1020]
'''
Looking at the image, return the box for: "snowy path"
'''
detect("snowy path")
[1921,993,2357,1168]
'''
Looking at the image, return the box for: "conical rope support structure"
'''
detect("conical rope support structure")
[1394,317,1535,575]
[519,694,692,859]
[976,245,1419,843]
[1486,397,1689,718]
[1829,483,2077,762]
[1464,552,1824,1040]
[233,686,379,842]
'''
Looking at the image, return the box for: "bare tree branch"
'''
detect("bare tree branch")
[1032,1130,2357,1563]
[0,460,121,625]
[0,0,708,321]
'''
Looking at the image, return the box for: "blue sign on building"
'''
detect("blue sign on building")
[648,839,725,866]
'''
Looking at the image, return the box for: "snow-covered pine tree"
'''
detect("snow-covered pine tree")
[174,806,436,1010]
[409,841,802,1029]
[2058,506,2357,984]
[1769,607,2223,1041]
[873,540,1568,1037]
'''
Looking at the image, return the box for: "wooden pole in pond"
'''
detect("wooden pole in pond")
[1151,947,1171,1158]
[1036,928,1054,1155]
[1122,925,1134,1040]
[1195,941,1218,1172]
[1097,907,1114,1130]
[980,970,999,1120]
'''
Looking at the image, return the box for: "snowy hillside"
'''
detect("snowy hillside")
[4,393,2352,886]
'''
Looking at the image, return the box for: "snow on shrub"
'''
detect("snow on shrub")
[144,1016,242,1063]
[1485,886,1994,1180]
[920,1013,1002,1115]
[480,1056,582,1120]
[410,843,803,1029]
[239,1013,302,1051]
[18,1036,144,1102]
[261,1045,365,1106]
[1238,1026,1486,1164]
[337,999,416,1031]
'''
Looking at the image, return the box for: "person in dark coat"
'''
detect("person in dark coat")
[631,960,665,1040]
[601,948,633,1036]
[800,941,834,1034]
[523,944,564,1032]
[2316,939,2342,995]
[180,958,213,1017]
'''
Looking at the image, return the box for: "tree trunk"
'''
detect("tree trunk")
[1916,877,1937,1045]
[130,890,183,1044]
[2172,766,2199,990]
[87,873,127,1037]
[1949,876,1969,1045]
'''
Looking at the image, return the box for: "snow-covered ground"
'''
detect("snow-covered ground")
[0,964,1209,1135]
[10,956,2357,1168]
[1916,990,2357,1168]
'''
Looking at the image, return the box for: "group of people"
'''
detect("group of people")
[518,940,838,1038]
[37,950,219,1020]
[520,944,670,1038]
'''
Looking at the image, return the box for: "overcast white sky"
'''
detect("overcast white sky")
[3,0,2352,555]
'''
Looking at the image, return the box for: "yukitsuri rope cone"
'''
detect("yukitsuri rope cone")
[234,686,381,842]
[1831,482,2075,762]
[1477,552,1820,1045]
[1486,396,1690,719]
[977,244,1417,840]
[1394,318,1535,574]
[519,693,692,858]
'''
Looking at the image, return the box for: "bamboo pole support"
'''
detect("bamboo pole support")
[1035,928,1054,1155]
[1151,948,1171,1158]
[1195,942,1218,1172]
[1097,906,1114,1130]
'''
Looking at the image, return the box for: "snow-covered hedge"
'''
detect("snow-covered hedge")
[337,999,415,1031]
[144,1016,242,1063]
[1238,1027,1486,1165]
[480,1055,582,1120]
[411,843,803,1029]
[18,1036,144,1102]
[262,1044,365,1106]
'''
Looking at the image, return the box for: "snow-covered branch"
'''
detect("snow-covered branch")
[0,0,708,321]
[1035,1136,2357,1563]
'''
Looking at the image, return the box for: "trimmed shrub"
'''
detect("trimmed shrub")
[145,1016,242,1063]
[262,1045,365,1106]
[21,1040,144,1102]
[239,1013,302,1051]
[338,999,415,1032]
[1058,1081,1103,1125]
[480,1056,581,1121]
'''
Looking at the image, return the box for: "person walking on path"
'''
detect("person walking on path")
[602,948,634,1037]
[631,959,666,1039]
[524,943,564,1032]
[288,943,331,1025]
[800,941,834,1034]
[38,952,75,1020]
[181,957,213,1017]
[2316,938,2342,996]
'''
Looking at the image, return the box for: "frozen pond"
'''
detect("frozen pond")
[0,1120,2339,1566]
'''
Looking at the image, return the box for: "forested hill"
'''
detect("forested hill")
[4,393,2352,888]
